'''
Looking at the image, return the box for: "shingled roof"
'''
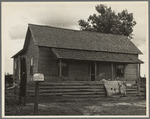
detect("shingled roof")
[52,48,143,63]
[29,24,142,54]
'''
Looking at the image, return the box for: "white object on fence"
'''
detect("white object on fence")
[33,73,44,81]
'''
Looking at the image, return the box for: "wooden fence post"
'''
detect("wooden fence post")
[138,82,141,96]
[59,59,62,77]
[34,81,39,115]
[111,63,113,80]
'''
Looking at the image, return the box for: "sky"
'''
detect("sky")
[2,2,148,77]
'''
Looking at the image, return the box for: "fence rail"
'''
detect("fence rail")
[26,81,146,102]
[26,81,106,102]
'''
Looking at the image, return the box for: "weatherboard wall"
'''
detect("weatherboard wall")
[21,34,38,83]
[124,64,138,81]
[67,60,90,81]
[38,47,59,82]
[97,62,112,81]
[37,47,139,82]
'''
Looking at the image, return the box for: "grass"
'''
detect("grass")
[5,88,146,116]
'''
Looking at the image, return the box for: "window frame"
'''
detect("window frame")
[58,60,69,77]
[30,57,34,75]
[15,60,18,76]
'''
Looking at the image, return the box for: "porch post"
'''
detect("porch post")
[138,63,141,82]
[59,59,62,77]
[138,63,141,95]
[18,55,21,81]
[95,62,97,78]
[111,63,114,80]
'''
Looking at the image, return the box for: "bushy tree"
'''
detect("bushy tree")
[78,4,136,39]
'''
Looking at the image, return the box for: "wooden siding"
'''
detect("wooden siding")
[38,48,90,82]
[21,45,138,82]
[21,34,38,83]
[124,64,138,80]
[68,61,90,81]
[38,47,58,82]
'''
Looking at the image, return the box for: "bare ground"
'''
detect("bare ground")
[5,99,146,116]
[5,88,146,116]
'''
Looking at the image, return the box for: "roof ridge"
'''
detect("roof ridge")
[28,23,128,38]
[28,23,80,32]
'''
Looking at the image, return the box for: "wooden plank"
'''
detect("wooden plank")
[140,88,146,92]
[126,89,138,91]
[41,85,104,89]
[140,92,146,96]
[27,88,105,93]
[27,91,106,95]
[126,86,137,89]
[27,91,106,96]
[27,85,105,90]
[26,94,106,98]
[40,81,103,85]
[126,94,138,96]
[40,83,104,86]
[62,94,106,98]
[40,83,83,86]
[126,91,138,94]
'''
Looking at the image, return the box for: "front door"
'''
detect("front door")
[91,63,95,81]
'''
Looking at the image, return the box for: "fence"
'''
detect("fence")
[26,81,146,102]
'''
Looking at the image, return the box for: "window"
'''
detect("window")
[62,62,68,76]
[30,58,33,75]
[15,60,17,70]
[116,64,124,77]
[15,60,18,76]
[58,61,68,77]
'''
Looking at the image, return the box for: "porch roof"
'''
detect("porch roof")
[52,48,143,64]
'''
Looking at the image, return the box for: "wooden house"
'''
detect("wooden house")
[12,24,143,85]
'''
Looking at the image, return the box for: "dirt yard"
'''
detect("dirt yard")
[5,88,146,116]
[5,99,146,116]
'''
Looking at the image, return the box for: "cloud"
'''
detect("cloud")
[8,24,27,40]
[39,15,78,29]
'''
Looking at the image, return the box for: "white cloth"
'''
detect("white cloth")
[102,79,119,96]
[102,79,126,97]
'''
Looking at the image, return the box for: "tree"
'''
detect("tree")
[78,4,136,39]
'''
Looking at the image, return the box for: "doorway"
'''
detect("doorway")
[91,63,95,81]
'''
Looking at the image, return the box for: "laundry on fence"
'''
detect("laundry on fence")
[102,79,126,97]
